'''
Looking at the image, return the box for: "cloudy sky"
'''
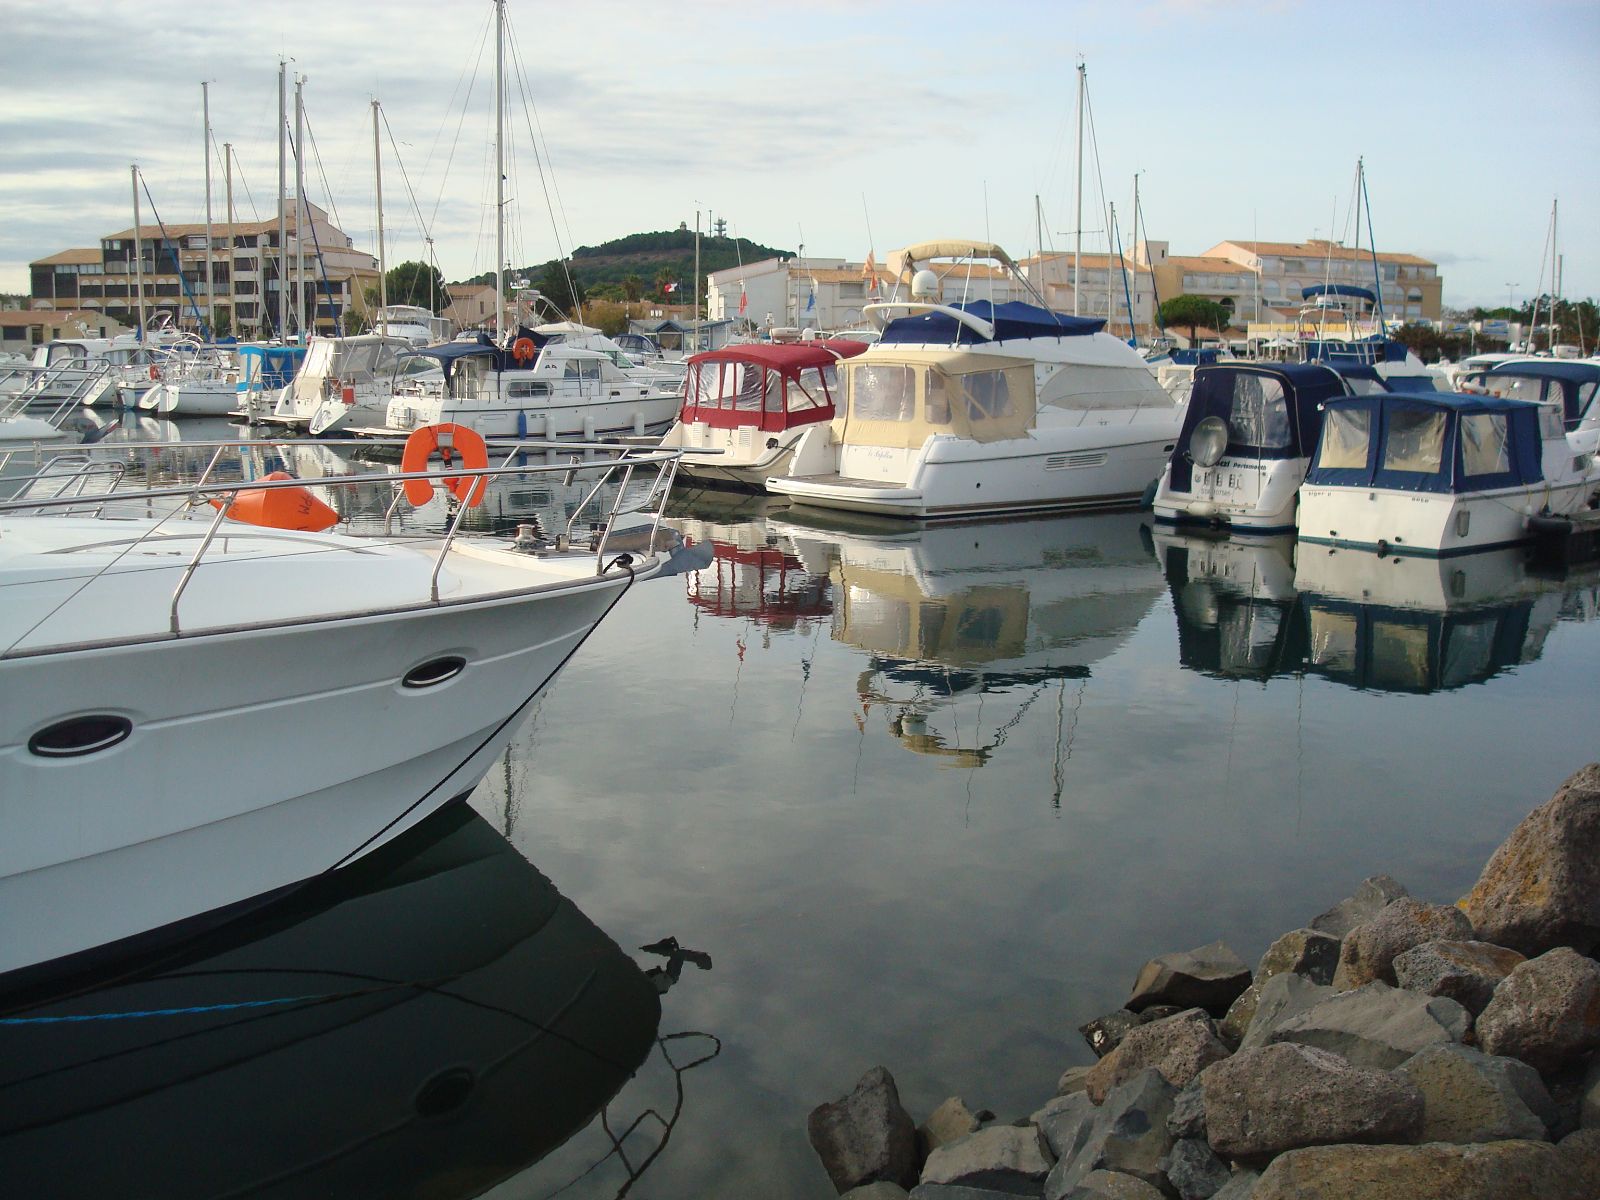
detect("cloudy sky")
[4,0,1595,310]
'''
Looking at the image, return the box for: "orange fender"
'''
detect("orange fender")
[400,422,489,508]
[211,471,339,532]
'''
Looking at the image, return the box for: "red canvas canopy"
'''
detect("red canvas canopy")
[680,340,867,433]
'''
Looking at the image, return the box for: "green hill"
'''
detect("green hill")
[460,229,792,301]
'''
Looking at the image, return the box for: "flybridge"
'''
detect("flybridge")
[877,301,1107,345]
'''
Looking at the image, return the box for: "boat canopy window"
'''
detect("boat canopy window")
[841,353,1036,447]
[1227,374,1292,450]
[1461,413,1510,477]
[1472,374,1544,405]
[1381,409,1447,473]
[680,353,840,432]
[852,364,917,421]
[1319,407,1371,469]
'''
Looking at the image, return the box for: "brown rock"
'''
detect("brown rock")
[1309,874,1409,938]
[1332,896,1475,990]
[918,1096,982,1158]
[1084,1008,1231,1105]
[1393,939,1527,1017]
[808,1066,918,1193]
[1220,927,1342,1044]
[1459,763,1600,957]
[1126,940,1251,1016]
[1476,947,1600,1077]
[1249,1138,1594,1200]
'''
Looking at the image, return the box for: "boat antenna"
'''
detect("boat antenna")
[1359,158,1387,328]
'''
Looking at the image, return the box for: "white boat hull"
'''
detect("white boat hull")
[1298,479,1598,555]
[386,393,679,440]
[139,382,241,416]
[664,420,816,490]
[0,564,640,977]
[1152,456,1309,534]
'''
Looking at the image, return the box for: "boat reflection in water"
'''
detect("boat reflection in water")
[0,805,693,1200]
[1156,529,1600,691]
[669,490,830,632]
[775,510,1165,773]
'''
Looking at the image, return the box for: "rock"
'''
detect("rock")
[1395,1043,1555,1143]
[1058,1065,1094,1097]
[1044,1068,1177,1198]
[1085,1009,1232,1104]
[1309,874,1409,938]
[1332,897,1476,990]
[910,1187,1034,1200]
[1035,1092,1099,1162]
[1458,762,1600,957]
[845,1186,911,1200]
[1080,1010,1146,1060]
[1057,1169,1166,1199]
[919,1126,1053,1195]
[1268,981,1471,1070]
[809,1066,919,1193]
[1219,928,1341,1044]
[1555,1127,1600,1179]
[1162,1136,1230,1200]
[1249,1139,1594,1200]
[1126,941,1252,1017]
[1392,939,1527,1016]
[1236,973,1339,1053]
[1199,1042,1423,1161]
[1476,946,1600,1077]
[1167,1078,1206,1141]
[1209,1171,1259,1200]
[1583,1056,1600,1129]
[921,1098,984,1158]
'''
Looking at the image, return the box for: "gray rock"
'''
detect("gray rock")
[921,1097,984,1157]
[1058,1169,1166,1199]
[1476,946,1600,1076]
[1331,897,1476,991]
[1209,1171,1259,1200]
[1085,1008,1231,1104]
[1268,980,1471,1069]
[809,1065,919,1193]
[1200,1042,1424,1161]
[1162,1137,1230,1200]
[1044,1068,1177,1198]
[1167,1078,1206,1141]
[1459,762,1600,957]
[1034,1092,1098,1162]
[1236,973,1339,1053]
[1219,928,1341,1044]
[1058,1065,1094,1097]
[910,1187,1037,1200]
[1392,939,1527,1016]
[845,1186,912,1200]
[1248,1139,1594,1200]
[919,1126,1053,1195]
[1080,1010,1146,1060]
[1395,1042,1555,1143]
[1555,1127,1600,1182]
[1582,1055,1600,1129]
[1126,941,1252,1016]
[1309,874,1409,938]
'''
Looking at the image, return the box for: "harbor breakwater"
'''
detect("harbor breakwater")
[805,765,1600,1200]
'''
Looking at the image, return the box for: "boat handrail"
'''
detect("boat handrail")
[862,301,997,340]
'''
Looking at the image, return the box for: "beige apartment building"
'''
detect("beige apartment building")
[28,201,379,339]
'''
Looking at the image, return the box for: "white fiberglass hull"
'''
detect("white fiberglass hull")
[1151,456,1309,534]
[1297,479,1598,556]
[385,392,680,441]
[0,537,650,978]
[662,420,816,491]
[139,382,241,416]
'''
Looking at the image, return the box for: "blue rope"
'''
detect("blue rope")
[1,993,335,1025]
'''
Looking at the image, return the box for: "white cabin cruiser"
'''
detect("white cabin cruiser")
[138,346,246,416]
[1152,362,1350,534]
[1456,358,1600,457]
[372,303,453,347]
[378,334,680,440]
[261,334,421,434]
[1298,389,1600,556]
[659,339,867,490]
[766,240,1184,520]
[0,431,682,978]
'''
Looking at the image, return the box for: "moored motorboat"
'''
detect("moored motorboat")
[0,430,682,979]
[766,240,1184,520]
[659,339,867,490]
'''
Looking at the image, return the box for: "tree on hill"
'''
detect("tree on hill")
[1158,295,1232,346]
[622,274,643,302]
[381,261,446,311]
[536,260,585,318]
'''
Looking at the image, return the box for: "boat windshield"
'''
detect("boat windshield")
[843,355,1035,446]
[1226,373,1291,449]
[1381,409,1447,474]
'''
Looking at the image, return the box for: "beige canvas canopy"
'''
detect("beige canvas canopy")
[887,240,1017,285]
[836,350,1037,448]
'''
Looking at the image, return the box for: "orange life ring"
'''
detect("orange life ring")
[511,336,537,364]
[401,422,489,508]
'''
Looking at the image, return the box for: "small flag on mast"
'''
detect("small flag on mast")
[738,285,748,316]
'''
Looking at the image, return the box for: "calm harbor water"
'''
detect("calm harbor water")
[5,420,1600,1197]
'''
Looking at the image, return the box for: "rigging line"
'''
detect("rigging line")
[507,18,578,262]
[505,21,578,307]
[139,176,208,335]
[426,4,493,230]
[381,109,442,272]
[300,111,343,240]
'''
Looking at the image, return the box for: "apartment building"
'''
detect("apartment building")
[28,201,379,339]
[1206,239,1442,322]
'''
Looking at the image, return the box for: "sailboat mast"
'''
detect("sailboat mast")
[224,142,235,335]
[694,209,702,347]
[494,0,506,342]
[374,99,387,336]
[131,165,147,341]
[202,81,214,340]
[294,74,307,337]
[277,61,287,341]
[1073,61,1085,316]
[1551,197,1559,347]
[1106,202,1115,329]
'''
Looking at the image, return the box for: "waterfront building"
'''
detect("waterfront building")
[27,200,379,340]
[0,308,127,353]
[443,283,499,331]
[1205,239,1442,323]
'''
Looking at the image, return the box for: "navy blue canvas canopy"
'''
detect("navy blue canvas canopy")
[1168,363,1347,492]
[1333,365,1443,394]
[1168,348,1221,366]
[1302,284,1377,303]
[1479,360,1600,430]
[405,334,517,374]
[1306,392,1543,494]
[878,301,1105,345]
[1302,338,1410,365]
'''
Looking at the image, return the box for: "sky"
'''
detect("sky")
[3,0,1596,311]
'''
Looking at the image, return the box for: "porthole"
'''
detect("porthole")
[29,715,133,759]
[402,656,467,689]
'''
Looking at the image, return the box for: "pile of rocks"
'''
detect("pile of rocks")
[806,764,1600,1199]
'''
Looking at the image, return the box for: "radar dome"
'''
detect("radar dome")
[911,269,939,300]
